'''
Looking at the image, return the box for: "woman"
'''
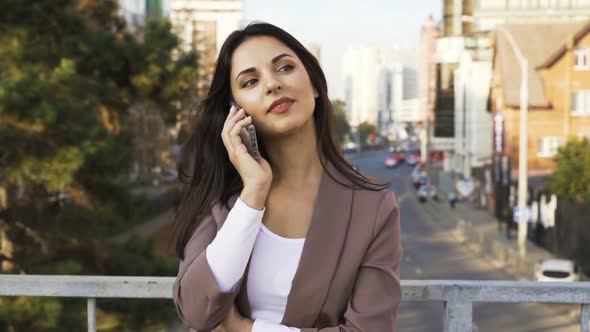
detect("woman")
[172,22,402,332]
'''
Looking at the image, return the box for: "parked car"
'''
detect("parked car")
[384,154,399,168]
[411,164,427,188]
[417,183,438,202]
[396,150,406,163]
[535,259,579,282]
[407,152,422,166]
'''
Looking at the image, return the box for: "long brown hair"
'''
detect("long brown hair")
[172,22,389,259]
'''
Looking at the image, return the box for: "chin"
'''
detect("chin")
[262,115,313,138]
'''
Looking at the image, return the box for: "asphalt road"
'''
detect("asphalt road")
[346,150,580,332]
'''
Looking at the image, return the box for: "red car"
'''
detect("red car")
[384,154,399,168]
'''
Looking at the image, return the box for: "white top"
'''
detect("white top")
[206,198,302,332]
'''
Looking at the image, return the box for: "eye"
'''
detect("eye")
[242,78,258,88]
[278,64,294,72]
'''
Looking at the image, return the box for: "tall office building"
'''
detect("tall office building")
[342,44,418,134]
[119,0,146,29]
[146,0,165,18]
[170,0,243,98]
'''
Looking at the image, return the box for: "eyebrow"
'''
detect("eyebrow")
[235,53,294,82]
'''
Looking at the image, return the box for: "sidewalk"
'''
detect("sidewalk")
[419,193,558,281]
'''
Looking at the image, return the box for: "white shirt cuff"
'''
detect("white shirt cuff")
[252,319,301,332]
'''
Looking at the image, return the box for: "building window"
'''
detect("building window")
[574,47,590,70]
[572,90,590,116]
[537,137,564,157]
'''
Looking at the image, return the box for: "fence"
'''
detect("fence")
[1,275,589,332]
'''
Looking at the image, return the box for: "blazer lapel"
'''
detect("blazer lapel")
[280,161,355,327]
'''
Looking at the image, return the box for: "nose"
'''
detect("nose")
[265,77,282,95]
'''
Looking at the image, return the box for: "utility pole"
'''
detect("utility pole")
[498,26,529,258]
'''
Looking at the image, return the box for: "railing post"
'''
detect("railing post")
[582,303,589,332]
[87,298,96,332]
[443,290,473,332]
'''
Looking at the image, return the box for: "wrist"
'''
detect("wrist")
[240,185,269,210]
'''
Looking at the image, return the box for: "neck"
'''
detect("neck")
[263,120,324,189]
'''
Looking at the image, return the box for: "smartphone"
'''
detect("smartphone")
[230,99,261,163]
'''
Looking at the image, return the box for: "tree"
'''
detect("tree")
[358,121,378,145]
[0,1,196,330]
[547,137,590,203]
[331,99,350,147]
[0,0,196,211]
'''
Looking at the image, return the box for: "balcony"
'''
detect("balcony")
[1,275,589,332]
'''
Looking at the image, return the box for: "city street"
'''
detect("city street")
[347,150,580,332]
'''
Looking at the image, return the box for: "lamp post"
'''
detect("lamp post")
[497,26,529,258]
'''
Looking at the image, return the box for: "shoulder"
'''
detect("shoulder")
[352,188,399,234]
[353,188,397,214]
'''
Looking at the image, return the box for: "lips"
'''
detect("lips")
[267,97,294,113]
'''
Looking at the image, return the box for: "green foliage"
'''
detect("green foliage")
[0,0,195,201]
[0,297,62,331]
[358,121,378,145]
[0,0,195,330]
[332,99,350,147]
[547,137,590,203]
[2,237,179,332]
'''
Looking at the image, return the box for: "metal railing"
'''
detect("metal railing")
[1,275,589,332]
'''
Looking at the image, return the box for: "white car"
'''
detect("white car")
[535,259,579,282]
[417,184,438,202]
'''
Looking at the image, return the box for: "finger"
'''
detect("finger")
[223,105,238,128]
[230,116,252,137]
[221,107,244,149]
[229,117,252,149]
[226,108,246,130]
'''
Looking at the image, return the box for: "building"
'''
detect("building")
[119,0,146,29]
[474,0,590,30]
[419,16,439,125]
[418,16,440,161]
[434,0,590,185]
[170,0,243,98]
[490,21,590,182]
[303,42,321,63]
[146,0,165,18]
[453,53,493,179]
[119,0,168,32]
[342,44,418,135]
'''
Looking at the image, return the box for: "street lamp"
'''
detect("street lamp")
[497,26,529,258]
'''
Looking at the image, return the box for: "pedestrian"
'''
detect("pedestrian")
[449,191,457,209]
[171,22,402,332]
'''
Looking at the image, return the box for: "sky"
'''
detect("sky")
[243,0,442,99]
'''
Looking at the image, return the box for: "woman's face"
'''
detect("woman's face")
[229,36,318,138]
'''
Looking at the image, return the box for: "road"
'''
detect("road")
[347,150,580,332]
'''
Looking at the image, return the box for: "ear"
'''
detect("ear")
[313,87,319,99]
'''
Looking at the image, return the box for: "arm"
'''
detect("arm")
[251,319,300,332]
[302,191,402,332]
[173,197,264,331]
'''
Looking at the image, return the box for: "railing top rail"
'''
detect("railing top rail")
[0,275,176,299]
[403,280,590,303]
[1,275,590,303]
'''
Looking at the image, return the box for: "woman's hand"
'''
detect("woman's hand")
[221,106,272,209]
[218,304,253,332]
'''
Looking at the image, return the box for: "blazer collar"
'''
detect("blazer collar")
[235,160,355,327]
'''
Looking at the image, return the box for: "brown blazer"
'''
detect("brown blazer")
[173,162,402,332]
